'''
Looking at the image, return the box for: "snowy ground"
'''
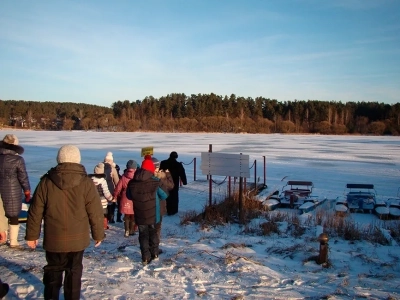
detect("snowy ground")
[1,130,400,299]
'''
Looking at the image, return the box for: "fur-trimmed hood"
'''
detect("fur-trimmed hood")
[0,141,24,155]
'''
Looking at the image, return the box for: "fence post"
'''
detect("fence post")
[194,157,196,181]
[208,144,212,207]
[227,176,231,199]
[254,159,257,190]
[263,155,266,186]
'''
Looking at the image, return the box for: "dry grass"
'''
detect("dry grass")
[184,192,399,245]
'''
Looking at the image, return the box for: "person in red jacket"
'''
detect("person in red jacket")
[114,159,138,237]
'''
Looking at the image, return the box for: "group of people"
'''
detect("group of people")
[0,133,187,300]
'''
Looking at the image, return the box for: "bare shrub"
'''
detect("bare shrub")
[180,210,198,225]
[287,213,306,237]
[384,221,400,243]
[187,192,264,226]
[260,221,279,236]
[265,211,289,222]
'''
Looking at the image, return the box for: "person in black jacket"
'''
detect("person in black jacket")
[127,155,168,265]
[0,134,31,248]
[160,151,187,215]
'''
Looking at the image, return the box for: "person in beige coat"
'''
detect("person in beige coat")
[102,152,120,223]
[25,145,104,300]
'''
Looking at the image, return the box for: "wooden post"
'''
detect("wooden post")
[194,157,196,181]
[239,153,244,223]
[263,155,266,186]
[208,144,212,207]
[254,159,257,190]
[239,176,243,223]
[228,176,231,199]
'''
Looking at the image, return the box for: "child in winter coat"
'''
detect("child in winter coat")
[90,163,116,230]
[113,160,138,237]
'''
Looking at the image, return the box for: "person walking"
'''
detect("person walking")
[127,155,168,265]
[160,151,187,215]
[115,164,123,222]
[25,145,105,300]
[103,152,120,223]
[114,160,138,237]
[151,157,174,254]
[0,134,31,248]
[90,163,116,230]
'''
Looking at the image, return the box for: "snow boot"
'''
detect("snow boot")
[9,224,20,248]
[108,214,115,223]
[103,218,109,230]
[116,212,123,223]
[129,221,136,236]
[124,221,130,238]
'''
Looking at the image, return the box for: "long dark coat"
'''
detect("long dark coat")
[0,143,30,218]
[25,163,104,252]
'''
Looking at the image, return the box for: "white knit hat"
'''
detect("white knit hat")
[104,151,113,163]
[57,145,81,164]
[94,162,105,174]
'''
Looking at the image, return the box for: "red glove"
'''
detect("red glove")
[24,191,31,203]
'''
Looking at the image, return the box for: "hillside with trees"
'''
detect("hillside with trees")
[1,94,399,135]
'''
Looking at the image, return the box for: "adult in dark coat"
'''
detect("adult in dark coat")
[127,155,168,265]
[160,151,187,215]
[25,145,104,300]
[0,134,31,248]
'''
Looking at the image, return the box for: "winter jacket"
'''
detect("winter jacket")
[154,170,174,216]
[103,162,119,195]
[89,174,114,209]
[127,168,168,225]
[114,169,135,215]
[25,163,104,252]
[160,157,187,191]
[0,197,8,233]
[0,145,31,218]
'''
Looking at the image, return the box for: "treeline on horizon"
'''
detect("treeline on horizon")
[1,93,400,135]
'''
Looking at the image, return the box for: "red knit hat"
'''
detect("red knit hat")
[141,155,155,173]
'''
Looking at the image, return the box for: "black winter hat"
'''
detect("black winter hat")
[126,160,138,169]
[170,151,178,159]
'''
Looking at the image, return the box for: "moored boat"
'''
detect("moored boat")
[345,183,376,213]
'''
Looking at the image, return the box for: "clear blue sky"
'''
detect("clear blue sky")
[1,0,399,107]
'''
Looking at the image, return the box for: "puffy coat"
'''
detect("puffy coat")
[103,162,119,194]
[114,169,135,215]
[25,163,104,252]
[127,168,168,225]
[0,145,31,218]
[89,174,113,210]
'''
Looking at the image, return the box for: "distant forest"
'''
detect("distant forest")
[1,94,400,135]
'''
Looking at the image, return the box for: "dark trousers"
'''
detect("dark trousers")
[107,203,116,222]
[166,188,179,215]
[138,223,161,261]
[116,198,122,221]
[43,250,84,300]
